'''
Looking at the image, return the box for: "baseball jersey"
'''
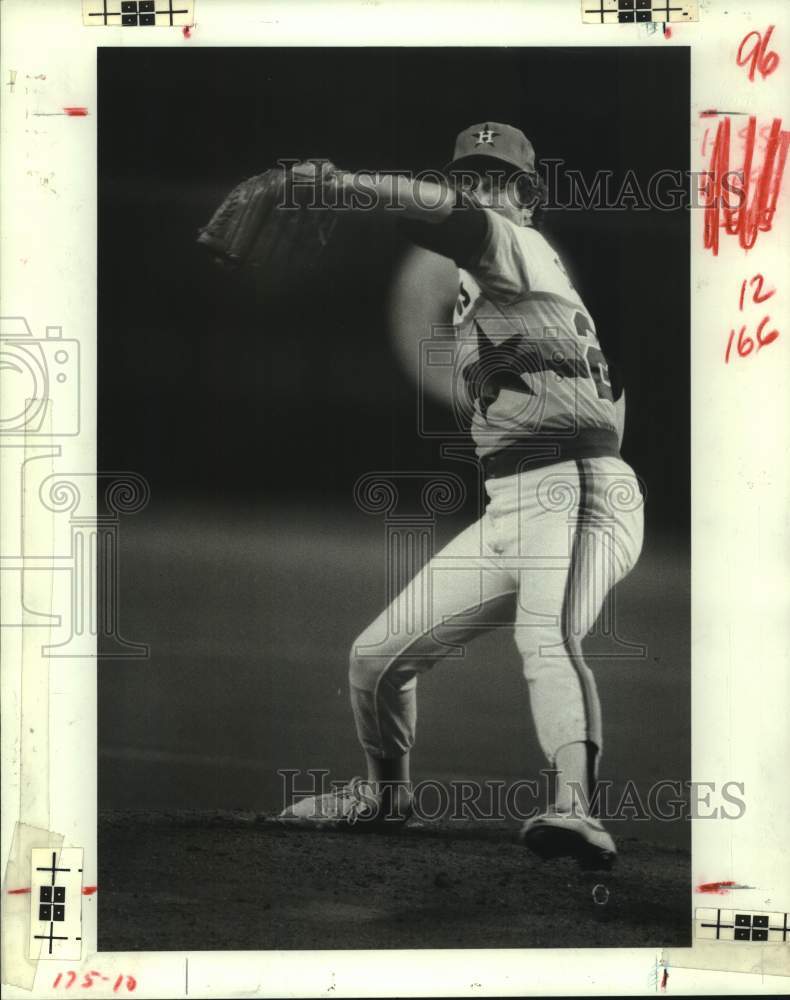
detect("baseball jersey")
[454,211,619,458]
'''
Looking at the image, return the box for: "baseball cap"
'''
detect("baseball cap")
[445,121,536,177]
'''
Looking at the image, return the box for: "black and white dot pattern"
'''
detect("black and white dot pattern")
[82,0,194,27]
[696,908,790,944]
[28,849,84,961]
[582,0,698,23]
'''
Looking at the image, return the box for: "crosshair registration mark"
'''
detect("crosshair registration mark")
[33,853,73,955]
[85,1,190,26]
[583,1,693,24]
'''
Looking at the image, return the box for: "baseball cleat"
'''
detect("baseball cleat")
[519,811,617,870]
[278,777,412,830]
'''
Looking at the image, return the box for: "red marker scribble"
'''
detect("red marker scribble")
[695,879,756,893]
[7,885,97,895]
[63,107,88,117]
[663,26,672,40]
[660,968,669,991]
[736,26,779,82]
[697,880,736,894]
[702,115,790,254]
[182,25,192,39]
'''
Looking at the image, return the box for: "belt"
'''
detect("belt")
[480,428,621,479]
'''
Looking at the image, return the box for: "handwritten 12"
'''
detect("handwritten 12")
[725,274,779,363]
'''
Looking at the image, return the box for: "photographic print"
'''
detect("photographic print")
[2,2,788,995]
[97,44,691,951]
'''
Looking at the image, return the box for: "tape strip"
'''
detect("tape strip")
[20,426,57,834]
[663,907,790,975]
[1,363,62,989]
[2,824,64,990]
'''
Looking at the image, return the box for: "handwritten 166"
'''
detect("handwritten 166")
[725,274,779,364]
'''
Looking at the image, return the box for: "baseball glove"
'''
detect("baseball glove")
[196,161,340,285]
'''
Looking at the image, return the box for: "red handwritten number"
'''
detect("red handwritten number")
[756,315,779,348]
[736,26,779,81]
[725,320,779,363]
[728,274,780,363]
[750,273,776,304]
[52,972,136,991]
[725,326,751,362]
[739,274,776,310]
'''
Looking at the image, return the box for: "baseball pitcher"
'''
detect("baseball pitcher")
[201,122,645,869]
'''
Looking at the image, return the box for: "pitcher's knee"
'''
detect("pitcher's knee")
[349,624,425,694]
[515,627,582,681]
[515,627,556,674]
[348,624,405,692]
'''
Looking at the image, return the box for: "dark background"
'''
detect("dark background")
[98,49,690,847]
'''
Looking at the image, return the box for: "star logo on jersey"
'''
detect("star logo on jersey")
[473,125,500,147]
[462,324,588,417]
[462,327,536,418]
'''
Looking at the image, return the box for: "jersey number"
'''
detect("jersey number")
[456,281,472,316]
[573,312,614,402]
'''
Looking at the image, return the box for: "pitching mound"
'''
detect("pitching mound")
[99,811,690,950]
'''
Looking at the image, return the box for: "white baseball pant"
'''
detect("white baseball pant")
[349,455,644,772]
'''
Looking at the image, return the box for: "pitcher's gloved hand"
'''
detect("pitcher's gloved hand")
[196,160,341,278]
